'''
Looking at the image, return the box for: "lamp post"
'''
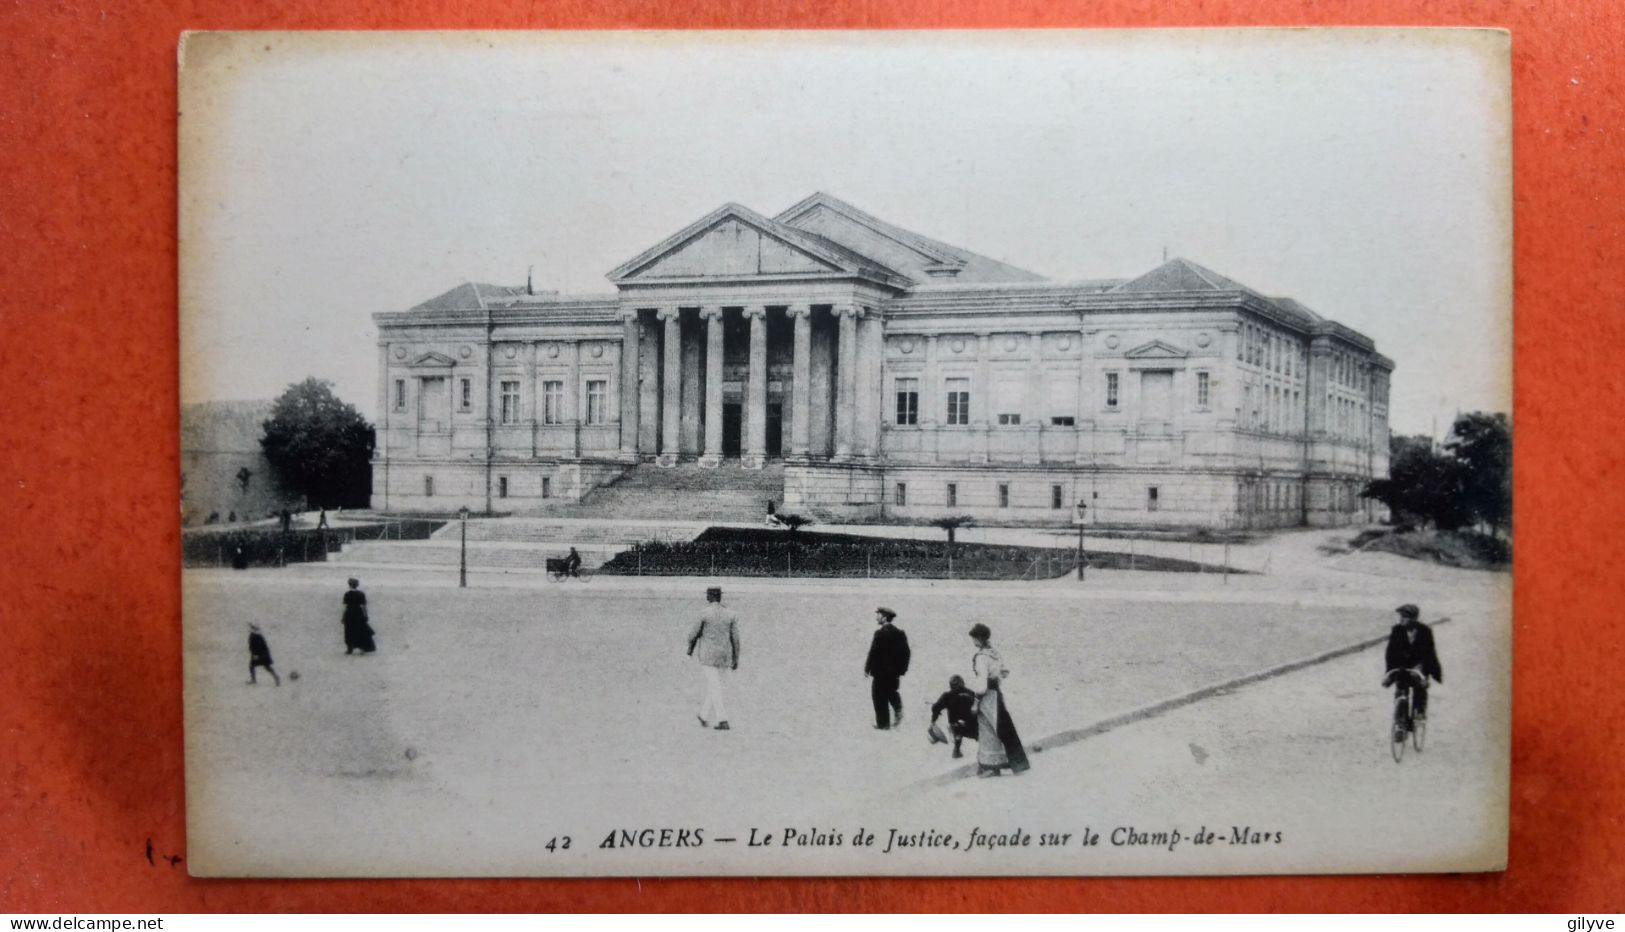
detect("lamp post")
[1074,501,1088,581]
[458,506,470,588]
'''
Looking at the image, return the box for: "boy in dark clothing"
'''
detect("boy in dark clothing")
[248,624,280,686]
[928,675,979,758]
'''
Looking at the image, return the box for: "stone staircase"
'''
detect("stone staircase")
[328,462,785,574]
[559,461,786,522]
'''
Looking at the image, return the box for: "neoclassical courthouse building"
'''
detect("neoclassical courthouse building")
[374,193,1391,527]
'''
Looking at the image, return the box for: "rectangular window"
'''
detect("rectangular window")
[894,482,907,506]
[499,380,520,425]
[1050,416,1075,426]
[423,475,434,497]
[585,380,607,425]
[1147,486,1160,511]
[1196,371,1211,408]
[894,378,919,425]
[459,378,472,411]
[997,413,1021,426]
[1105,372,1119,409]
[1051,485,1064,510]
[946,483,958,508]
[542,380,564,424]
[945,378,970,426]
[998,484,1010,508]
[541,477,552,499]
[394,379,406,411]
[498,476,508,499]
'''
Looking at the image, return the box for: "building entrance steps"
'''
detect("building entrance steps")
[547,460,786,521]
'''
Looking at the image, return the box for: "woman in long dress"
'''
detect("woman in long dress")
[968,623,1029,777]
[341,577,376,654]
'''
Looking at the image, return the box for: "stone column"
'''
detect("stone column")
[527,342,540,458]
[568,340,582,459]
[833,305,858,460]
[1024,330,1045,464]
[618,309,640,460]
[680,320,703,455]
[1075,328,1095,465]
[743,306,768,469]
[1307,337,1333,437]
[700,307,725,467]
[921,333,940,463]
[789,305,812,459]
[658,307,683,466]
[973,331,991,464]
[854,309,876,459]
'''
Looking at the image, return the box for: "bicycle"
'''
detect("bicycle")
[545,558,593,583]
[1386,668,1428,762]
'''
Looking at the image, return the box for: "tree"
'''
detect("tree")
[1362,434,1469,530]
[1362,412,1510,533]
[1445,412,1512,536]
[260,378,376,509]
[930,515,975,546]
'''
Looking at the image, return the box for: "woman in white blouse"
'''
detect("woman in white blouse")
[968,623,1030,777]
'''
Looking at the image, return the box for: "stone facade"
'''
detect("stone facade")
[181,400,302,524]
[373,193,1391,528]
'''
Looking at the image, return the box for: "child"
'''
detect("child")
[248,624,280,686]
[928,674,978,758]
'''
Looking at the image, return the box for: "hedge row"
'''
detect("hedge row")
[181,520,445,568]
[598,528,1228,579]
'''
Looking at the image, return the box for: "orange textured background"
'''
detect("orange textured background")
[1,0,1620,913]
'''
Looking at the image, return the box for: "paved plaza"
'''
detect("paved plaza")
[183,532,1507,876]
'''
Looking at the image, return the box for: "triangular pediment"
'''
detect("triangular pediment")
[1112,258,1249,294]
[609,204,862,283]
[775,192,1045,284]
[1123,339,1188,360]
[408,351,457,368]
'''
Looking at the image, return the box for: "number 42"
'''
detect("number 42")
[545,836,572,852]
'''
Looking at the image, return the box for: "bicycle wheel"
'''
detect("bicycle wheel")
[1390,695,1408,763]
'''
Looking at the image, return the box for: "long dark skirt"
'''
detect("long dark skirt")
[342,609,376,653]
[975,679,1030,774]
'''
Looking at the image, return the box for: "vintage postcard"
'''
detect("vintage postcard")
[179,29,1511,876]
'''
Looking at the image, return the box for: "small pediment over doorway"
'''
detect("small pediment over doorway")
[407,351,457,369]
[1122,339,1188,360]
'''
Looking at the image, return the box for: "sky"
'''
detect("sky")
[179,30,1511,437]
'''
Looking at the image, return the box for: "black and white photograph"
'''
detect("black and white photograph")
[178,29,1512,877]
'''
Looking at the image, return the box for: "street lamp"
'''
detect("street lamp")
[1074,501,1088,582]
[458,505,471,588]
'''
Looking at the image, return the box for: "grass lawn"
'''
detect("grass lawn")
[599,526,1233,579]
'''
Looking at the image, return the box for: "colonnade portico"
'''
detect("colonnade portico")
[616,302,877,468]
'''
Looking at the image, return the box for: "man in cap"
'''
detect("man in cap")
[687,586,740,730]
[1383,604,1443,719]
[864,607,911,730]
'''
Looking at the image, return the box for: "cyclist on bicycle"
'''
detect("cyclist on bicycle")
[1383,604,1443,720]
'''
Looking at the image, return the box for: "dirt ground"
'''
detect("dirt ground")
[183,567,1506,876]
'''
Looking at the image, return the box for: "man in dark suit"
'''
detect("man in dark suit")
[1384,603,1443,718]
[864,607,911,730]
